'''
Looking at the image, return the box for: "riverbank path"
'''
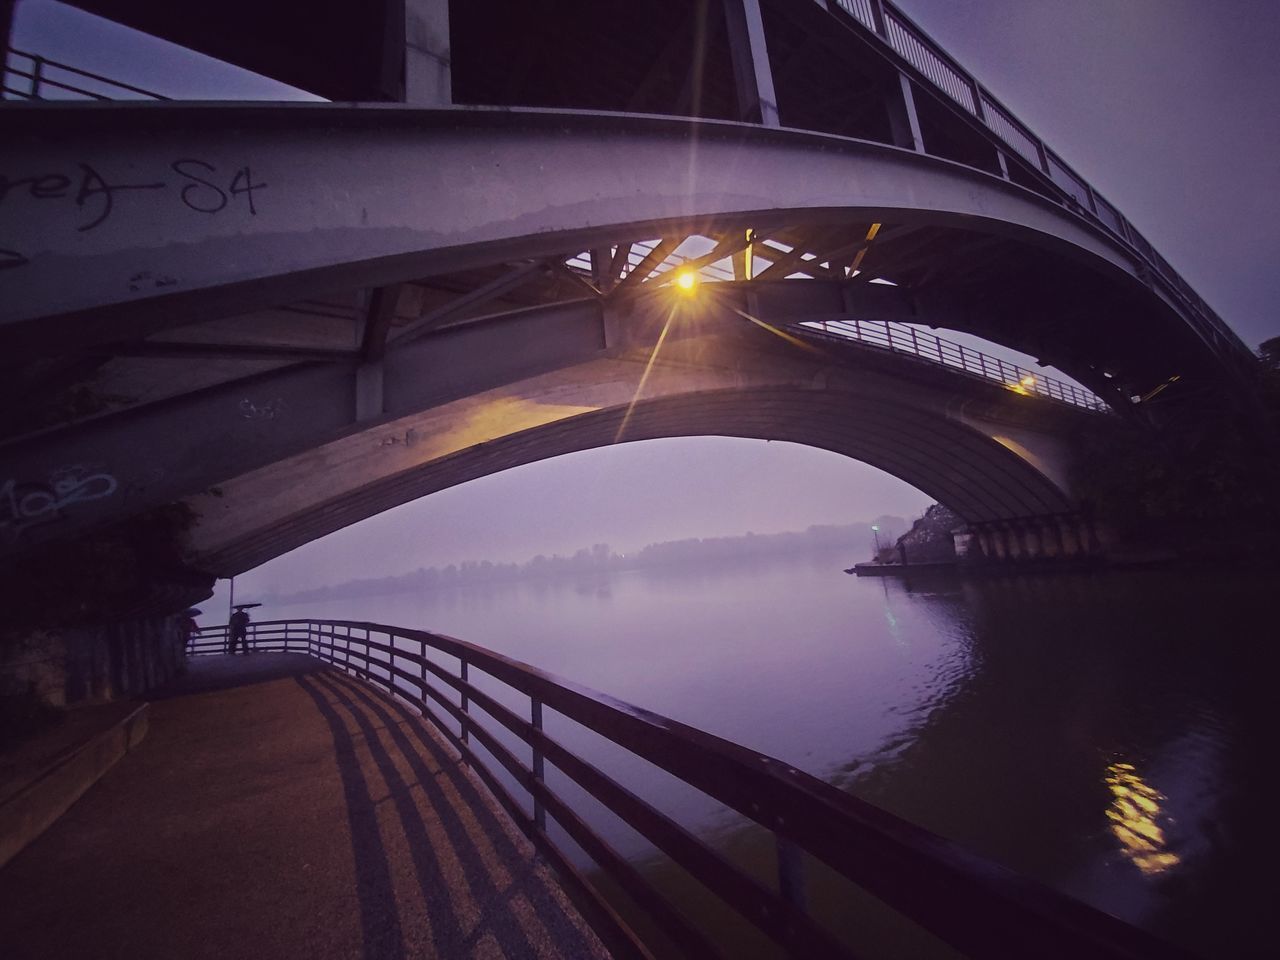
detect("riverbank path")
[0,653,611,960]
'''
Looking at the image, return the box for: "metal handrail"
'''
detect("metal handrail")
[2,47,167,101]
[799,318,1109,412]
[187,619,1189,959]
[823,1,1247,369]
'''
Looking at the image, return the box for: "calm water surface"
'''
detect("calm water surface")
[263,554,1274,958]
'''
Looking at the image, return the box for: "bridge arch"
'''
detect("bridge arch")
[3,0,1254,578]
[185,343,1079,576]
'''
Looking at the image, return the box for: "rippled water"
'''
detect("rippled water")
[263,554,1275,959]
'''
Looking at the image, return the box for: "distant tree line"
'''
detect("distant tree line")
[263,519,906,604]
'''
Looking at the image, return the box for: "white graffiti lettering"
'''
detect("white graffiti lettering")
[0,467,119,534]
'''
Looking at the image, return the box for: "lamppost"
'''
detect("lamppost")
[871,524,882,558]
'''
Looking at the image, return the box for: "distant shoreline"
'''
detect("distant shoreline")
[260,521,907,607]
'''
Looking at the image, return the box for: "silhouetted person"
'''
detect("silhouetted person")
[228,608,250,655]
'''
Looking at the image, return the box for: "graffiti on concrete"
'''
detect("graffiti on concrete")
[239,398,284,421]
[379,428,418,448]
[0,466,118,536]
[0,159,267,267]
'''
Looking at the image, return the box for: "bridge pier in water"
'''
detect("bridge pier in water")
[963,514,1108,566]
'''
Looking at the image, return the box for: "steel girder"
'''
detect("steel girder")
[2,103,1168,353]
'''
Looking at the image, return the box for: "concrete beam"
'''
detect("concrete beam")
[187,354,1077,576]
[0,104,1155,358]
[0,286,1082,563]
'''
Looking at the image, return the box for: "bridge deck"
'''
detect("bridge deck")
[0,654,610,960]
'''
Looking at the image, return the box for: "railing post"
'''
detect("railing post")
[867,0,888,37]
[531,698,546,831]
[1083,182,1099,216]
[776,834,808,912]
[969,78,985,121]
[459,659,470,760]
[29,55,44,99]
[1034,138,1051,176]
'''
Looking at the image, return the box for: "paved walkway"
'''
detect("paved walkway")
[0,654,611,960]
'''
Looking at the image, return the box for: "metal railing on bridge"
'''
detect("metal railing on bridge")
[825,0,1239,366]
[188,620,1185,960]
[798,318,1109,412]
[1,47,167,101]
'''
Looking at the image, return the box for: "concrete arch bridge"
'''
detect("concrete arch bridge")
[0,0,1257,599]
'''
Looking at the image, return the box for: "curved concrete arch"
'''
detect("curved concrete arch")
[189,369,1076,576]
[1,104,1237,388]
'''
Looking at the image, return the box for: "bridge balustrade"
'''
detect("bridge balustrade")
[798,319,1109,411]
[0,47,166,101]
[187,620,1185,960]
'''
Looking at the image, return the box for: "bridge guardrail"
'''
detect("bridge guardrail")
[1,47,167,101]
[188,620,1187,960]
[825,1,1245,369]
[798,318,1109,411]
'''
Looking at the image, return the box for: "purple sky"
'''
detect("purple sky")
[11,0,1278,599]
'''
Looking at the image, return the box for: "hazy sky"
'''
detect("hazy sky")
[11,1,1278,601]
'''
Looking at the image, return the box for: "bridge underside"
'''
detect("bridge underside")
[2,24,1252,580]
[0,108,1231,561]
[187,331,1080,576]
[3,0,1248,619]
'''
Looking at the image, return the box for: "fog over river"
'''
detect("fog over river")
[246,554,1272,959]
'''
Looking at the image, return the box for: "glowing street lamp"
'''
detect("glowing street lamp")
[674,268,698,294]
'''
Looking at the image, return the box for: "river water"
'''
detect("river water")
[262,553,1273,959]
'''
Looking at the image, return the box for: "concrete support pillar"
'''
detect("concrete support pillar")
[723,0,780,126]
[1024,520,1047,560]
[974,527,990,561]
[988,525,1008,562]
[1080,515,1102,556]
[1005,522,1027,562]
[404,0,451,105]
[1058,517,1082,557]
[887,72,925,153]
[1036,520,1061,559]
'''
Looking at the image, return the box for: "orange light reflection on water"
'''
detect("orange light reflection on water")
[1105,761,1180,876]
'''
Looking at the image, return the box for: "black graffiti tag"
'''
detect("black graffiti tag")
[0,159,268,267]
[172,159,267,215]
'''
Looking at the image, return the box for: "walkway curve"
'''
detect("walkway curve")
[0,654,611,960]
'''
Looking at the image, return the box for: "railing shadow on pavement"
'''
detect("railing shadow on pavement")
[296,669,600,960]
[187,621,1193,960]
